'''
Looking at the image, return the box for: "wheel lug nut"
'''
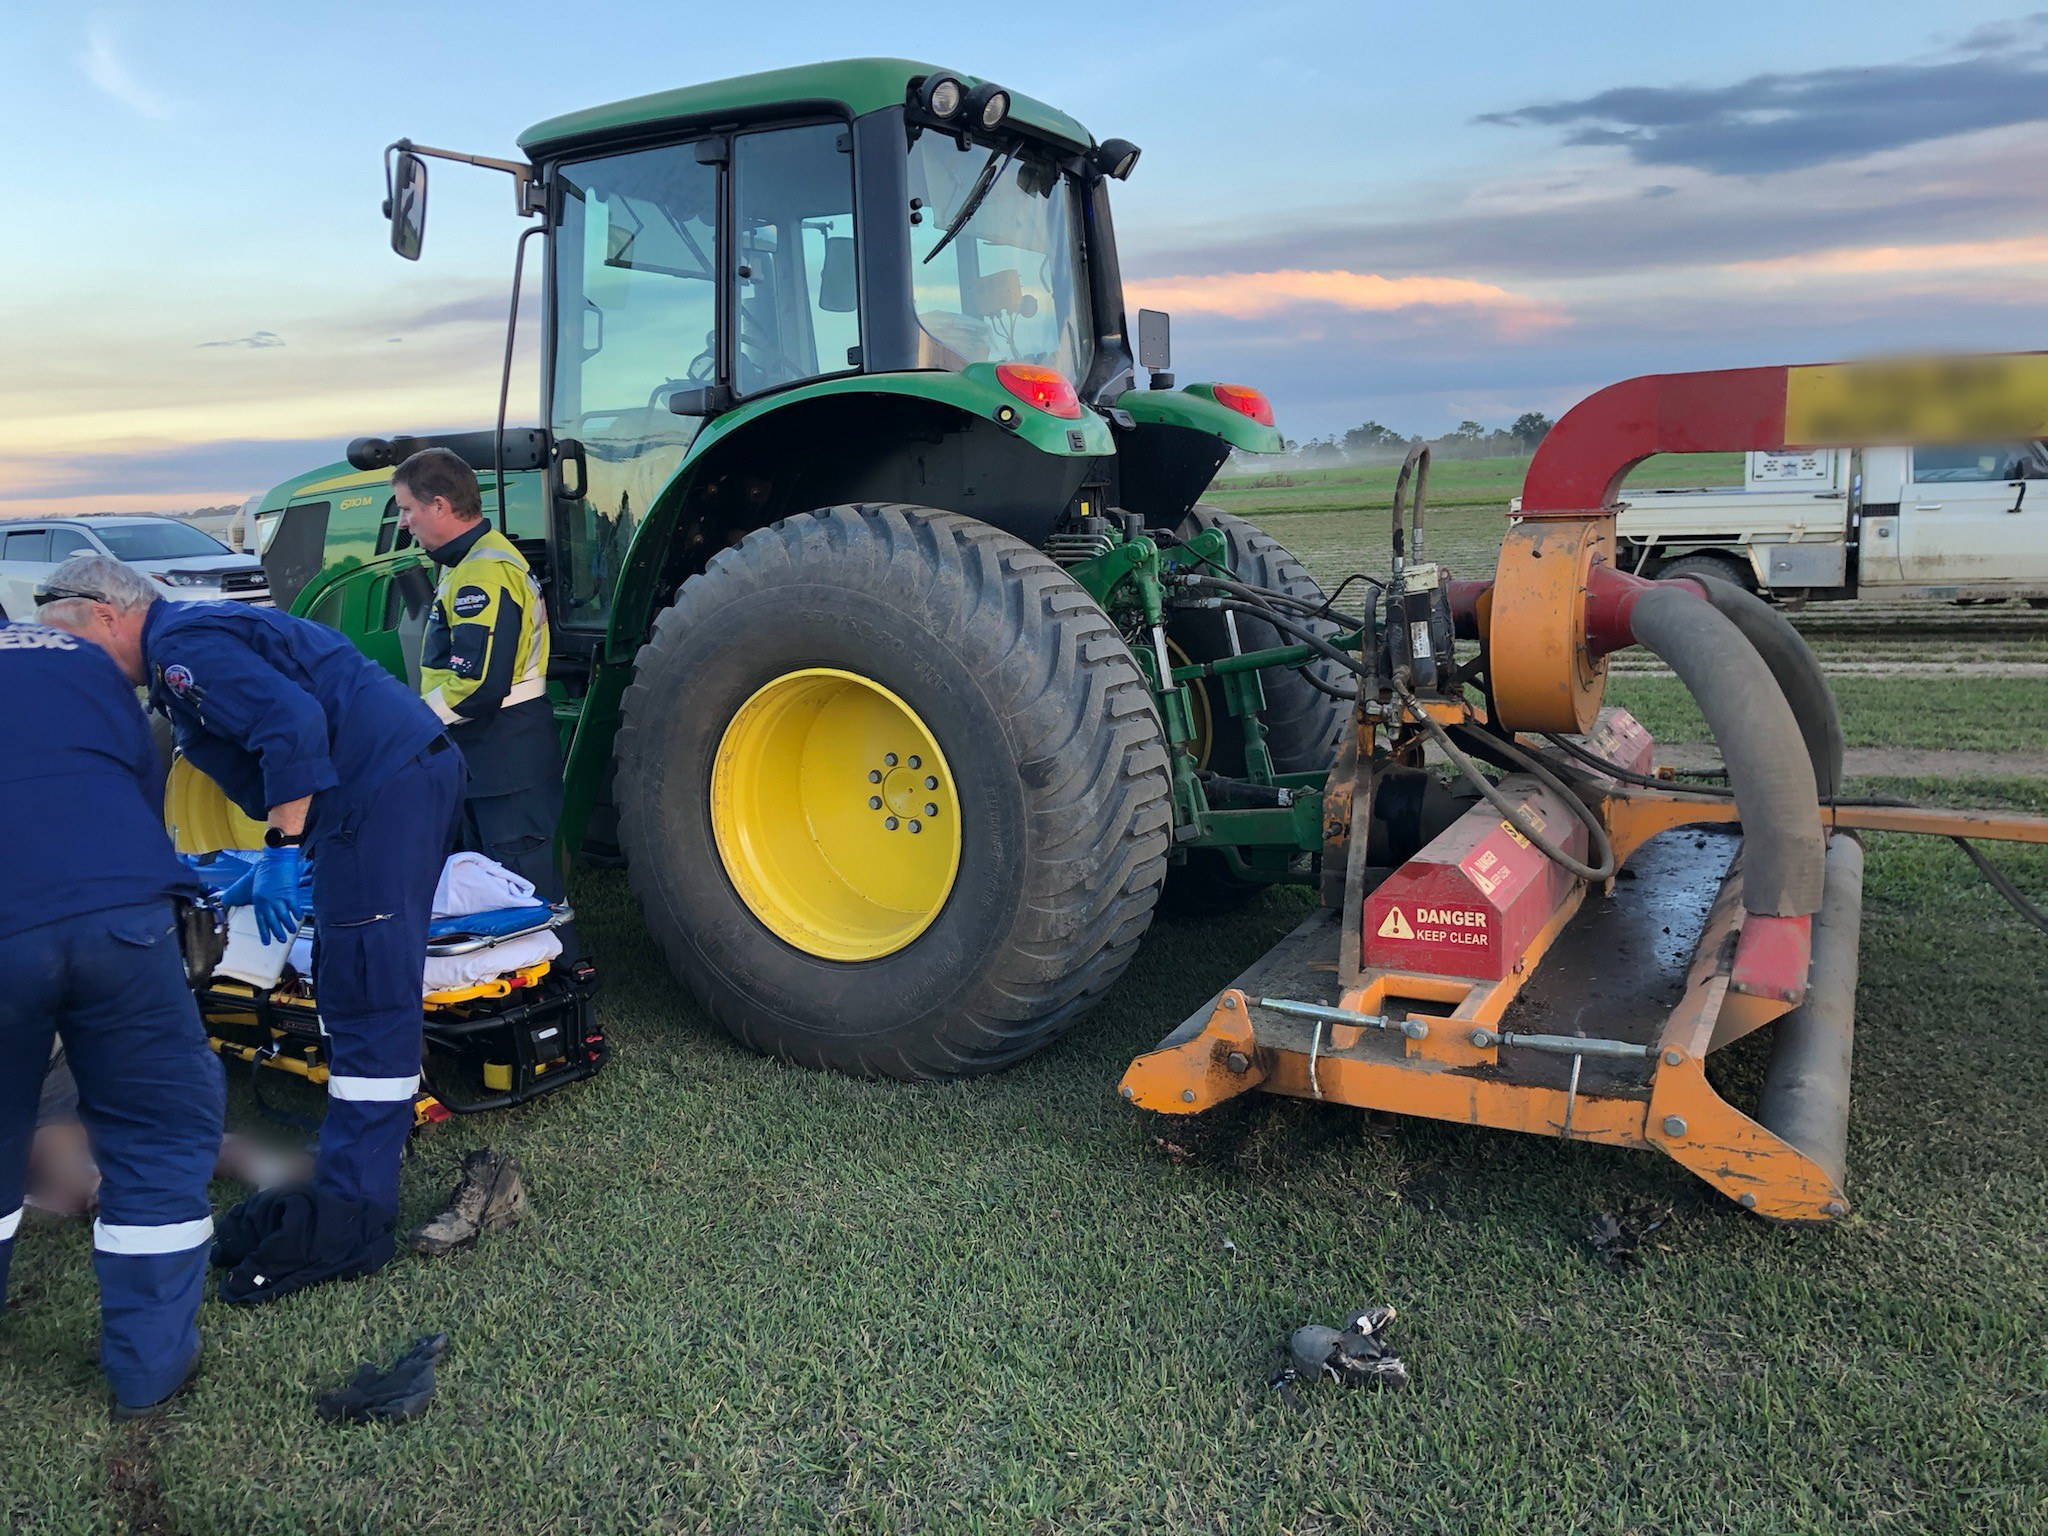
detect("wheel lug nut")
[869,796,883,810]
[908,820,921,833]
[908,755,921,769]
[885,816,899,830]
[924,803,938,816]
[924,776,938,790]
[868,770,882,783]
[885,753,899,767]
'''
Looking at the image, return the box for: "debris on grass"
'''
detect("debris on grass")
[1271,1303,1409,1399]
[1149,1135,1195,1164]
[316,1333,448,1425]
[1585,1202,1673,1271]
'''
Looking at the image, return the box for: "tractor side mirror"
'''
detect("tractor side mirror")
[386,150,428,260]
[818,237,857,313]
[1137,308,1173,389]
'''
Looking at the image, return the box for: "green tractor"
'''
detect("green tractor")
[255,58,1356,1079]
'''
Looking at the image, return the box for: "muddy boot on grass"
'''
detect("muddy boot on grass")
[406,1149,527,1257]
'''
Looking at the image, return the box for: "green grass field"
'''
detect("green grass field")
[4,473,2046,1534]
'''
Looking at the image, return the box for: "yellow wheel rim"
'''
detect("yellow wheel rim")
[165,757,267,855]
[711,668,963,961]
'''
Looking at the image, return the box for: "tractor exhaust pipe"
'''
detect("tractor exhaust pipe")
[1756,834,1864,1197]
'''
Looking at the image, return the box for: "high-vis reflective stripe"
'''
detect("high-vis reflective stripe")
[94,1215,213,1255]
[420,528,550,722]
[328,1073,421,1101]
[0,1206,20,1242]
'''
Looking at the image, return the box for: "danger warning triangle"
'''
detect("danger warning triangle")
[1376,907,1415,940]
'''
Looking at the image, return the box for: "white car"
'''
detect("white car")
[0,515,270,620]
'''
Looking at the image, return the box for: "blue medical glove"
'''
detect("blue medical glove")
[219,866,257,909]
[250,845,307,946]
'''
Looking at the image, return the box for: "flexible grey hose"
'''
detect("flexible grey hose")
[1628,586,1826,917]
[1681,577,1845,799]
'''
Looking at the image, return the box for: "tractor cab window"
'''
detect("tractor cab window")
[550,143,721,631]
[733,124,860,395]
[906,132,1093,389]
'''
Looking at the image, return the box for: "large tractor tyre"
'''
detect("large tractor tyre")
[613,503,1175,1081]
[1161,505,1350,912]
[1655,552,1756,594]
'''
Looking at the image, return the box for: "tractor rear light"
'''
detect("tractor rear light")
[996,363,1082,420]
[1211,384,1275,427]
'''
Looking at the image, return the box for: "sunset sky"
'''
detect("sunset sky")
[2,2,2043,515]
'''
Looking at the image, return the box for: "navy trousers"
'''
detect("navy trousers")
[0,901,225,1409]
[309,741,464,1219]
[461,781,581,964]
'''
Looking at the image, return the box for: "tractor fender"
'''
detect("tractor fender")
[602,366,1112,661]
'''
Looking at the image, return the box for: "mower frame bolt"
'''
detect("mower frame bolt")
[1402,1020,1429,1040]
[1822,1201,1847,1219]
[1661,1115,1687,1139]
[1739,1193,1757,1210]
[1120,1085,1135,1100]
[1181,1089,1196,1103]
[1663,1050,1683,1067]
[1225,1051,1250,1074]
[1219,995,1237,1010]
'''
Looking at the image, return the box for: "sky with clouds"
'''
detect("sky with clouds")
[2,2,2043,514]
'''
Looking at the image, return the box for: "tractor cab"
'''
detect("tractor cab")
[355,60,1272,651]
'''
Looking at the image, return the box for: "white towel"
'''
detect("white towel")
[422,929,562,995]
[432,852,537,918]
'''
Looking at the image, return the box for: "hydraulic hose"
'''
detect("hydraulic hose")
[1627,585,1826,917]
[1400,686,1617,883]
[1682,577,1845,798]
[1203,582,1613,884]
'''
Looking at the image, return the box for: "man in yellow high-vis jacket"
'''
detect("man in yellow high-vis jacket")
[394,449,581,964]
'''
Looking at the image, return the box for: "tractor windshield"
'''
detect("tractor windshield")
[907,133,1093,387]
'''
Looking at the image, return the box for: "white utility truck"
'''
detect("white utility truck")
[1597,442,2048,604]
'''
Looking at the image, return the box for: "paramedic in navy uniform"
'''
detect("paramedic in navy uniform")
[38,555,464,1260]
[0,616,222,1418]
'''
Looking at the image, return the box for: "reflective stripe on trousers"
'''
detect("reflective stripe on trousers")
[327,1073,421,1102]
[95,1214,214,1255]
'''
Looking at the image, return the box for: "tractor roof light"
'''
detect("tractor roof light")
[1092,138,1142,180]
[964,82,1010,132]
[1211,384,1275,427]
[919,74,966,121]
[995,363,1082,420]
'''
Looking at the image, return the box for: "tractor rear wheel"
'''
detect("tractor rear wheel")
[613,503,1174,1080]
[1162,506,1350,911]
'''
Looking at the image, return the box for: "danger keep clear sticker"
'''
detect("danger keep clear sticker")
[1376,905,1490,946]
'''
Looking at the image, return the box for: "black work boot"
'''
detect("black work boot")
[405,1149,527,1257]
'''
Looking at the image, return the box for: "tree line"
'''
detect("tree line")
[1281,412,1554,463]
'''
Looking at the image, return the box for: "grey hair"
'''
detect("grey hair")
[35,553,162,631]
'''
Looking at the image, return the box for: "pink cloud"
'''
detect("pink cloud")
[1125,269,1565,336]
